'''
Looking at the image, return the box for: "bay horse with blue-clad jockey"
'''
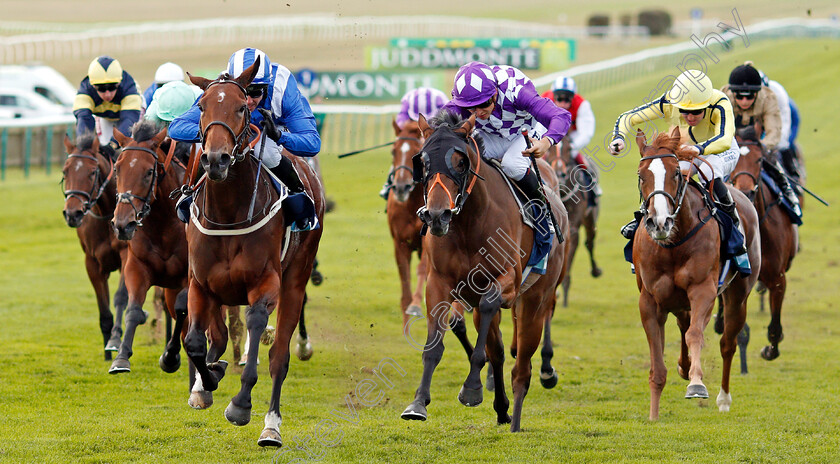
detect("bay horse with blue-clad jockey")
[61,133,128,360]
[633,127,759,420]
[183,58,324,447]
[400,111,568,432]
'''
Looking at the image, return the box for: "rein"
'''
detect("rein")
[639,153,689,222]
[62,149,115,220]
[198,78,252,164]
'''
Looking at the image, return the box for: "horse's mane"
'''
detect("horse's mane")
[428,109,486,156]
[76,132,97,152]
[648,131,697,161]
[131,119,161,144]
[736,125,759,142]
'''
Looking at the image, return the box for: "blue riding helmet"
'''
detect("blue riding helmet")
[227,48,272,85]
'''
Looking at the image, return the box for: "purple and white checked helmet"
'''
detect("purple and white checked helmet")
[227,48,272,85]
[450,61,497,107]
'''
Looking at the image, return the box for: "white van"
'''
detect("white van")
[0,87,69,119]
[0,64,77,109]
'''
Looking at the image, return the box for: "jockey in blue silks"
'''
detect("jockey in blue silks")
[169,47,321,192]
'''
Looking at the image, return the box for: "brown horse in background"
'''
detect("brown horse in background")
[632,127,759,420]
[386,119,428,325]
[401,111,568,432]
[109,122,194,375]
[61,133,128,360]
[723,126,797,361]
[545,141,602,306]
[185,59,324,447]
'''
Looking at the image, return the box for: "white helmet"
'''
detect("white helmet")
[154,62,185,84]
[550,76,577,94]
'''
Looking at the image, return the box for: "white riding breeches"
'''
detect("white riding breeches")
[253,136,284,168]
[679,138,741,185]
[479,121,548,181]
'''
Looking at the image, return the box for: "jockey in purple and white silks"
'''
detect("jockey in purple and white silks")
[380,87,450,199]
[440,61,571,206]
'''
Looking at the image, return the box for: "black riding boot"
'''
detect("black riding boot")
[712,177,748,256]
[514,168,545,204]
[765,158,802,217]
[269,155,305,193]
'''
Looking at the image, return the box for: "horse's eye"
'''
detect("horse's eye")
[146,168,154,178]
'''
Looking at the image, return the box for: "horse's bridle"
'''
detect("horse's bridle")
[115,146,163,226]
[413,132,482,218]
[639,153,689,221]
[62,149,113,219]
[391,136,423,189]
[199,77,252,163]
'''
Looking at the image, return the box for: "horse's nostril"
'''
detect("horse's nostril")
[220,153,231,165]
[440,210,452,224]
[200,153,209,165]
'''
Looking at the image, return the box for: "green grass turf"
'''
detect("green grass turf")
[0,38,839,463]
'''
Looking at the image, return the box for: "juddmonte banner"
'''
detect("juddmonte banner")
[294,69,446,100]
[366,38,576,71]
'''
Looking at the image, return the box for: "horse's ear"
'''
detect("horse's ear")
[63,134,74,153]
[235,55,260,89]
[113,128,129,147]
[187,72,212,90]
[91,135,100,151]
[635,129,647,153]
[669,125,681,140]
[153,126,168,146]
[418,113,433,138]
[392,118,401,136]
[455,114,475,136]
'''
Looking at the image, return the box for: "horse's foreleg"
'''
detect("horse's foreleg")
[450,305,474,361]
[207,302,229,364]
[485,310,510,425]
[184,281,222,409]
[584,206,602,278]
[257,282,305,447]
[684,282,716,400]
[401,281,452,421]
[107,274,128,353]
[225,296,273,426]
[294,294,313,361]
[84,255,115,360]
[761,276,786,361]
[640,290,667,420]
[408,248,428,319]
[510,300,545,432]
[160,287,188,373]
[674,310,691,381]
[539,306,558,389]
[719,287,748,412]
[394,240,415,324]
[459,286,502,408]
[109,266,149,374]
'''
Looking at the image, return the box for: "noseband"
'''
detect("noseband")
[115,146,161,226]
[731,139,763,202]
[639,153,688,221]
[62,149,113,218]
[199,78,252,163]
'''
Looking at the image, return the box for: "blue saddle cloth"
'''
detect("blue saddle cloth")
[524,201,553,275]
[175,172,319,232]
[760,171,803,226]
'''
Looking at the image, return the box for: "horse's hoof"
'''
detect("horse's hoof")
[405,305,423,317]
[400,402,427,421]
[105,337,121,352]
[104,350,112,361]
[540,367,558,389]
[509,348,517,359]
[591,267,603,278]
[258,428,283,447]
[295,335,313,361]
[458,385,483,407]
[188,390,213,409]
[310,269,324,286]
[108,358,131,374]
[760,345,780,361]
[716,390,732,413]
[685,384,709,399]
[497,413,512,425]
[677,364,689,381]
[224,401,252,426]
[159,353,181,373]
[261,325,276,345]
